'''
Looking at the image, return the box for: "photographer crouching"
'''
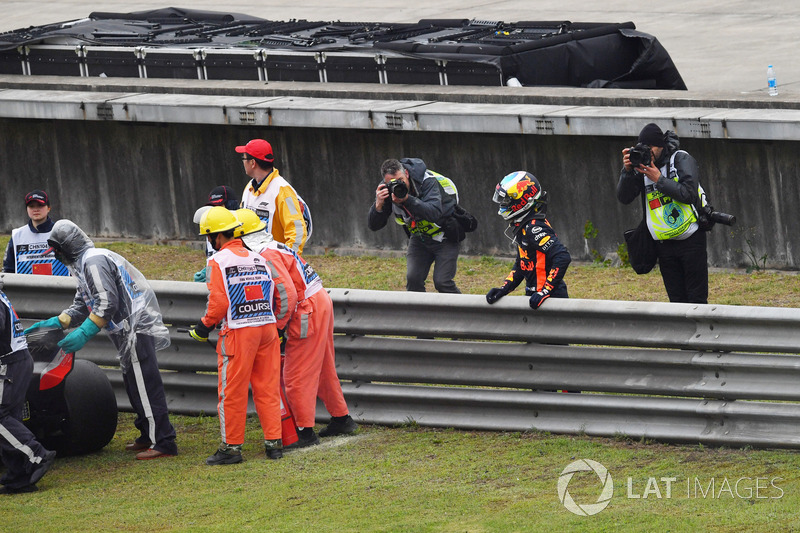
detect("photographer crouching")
[618,123,733,304]
[368,158,468,293]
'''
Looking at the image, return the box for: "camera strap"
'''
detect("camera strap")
[667,150,702,210]
[669,150,714,231]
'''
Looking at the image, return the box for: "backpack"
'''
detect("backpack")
[430,172,478,242]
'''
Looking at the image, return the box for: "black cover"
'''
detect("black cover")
[0,8,686,89]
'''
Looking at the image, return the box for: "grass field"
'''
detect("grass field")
[2,237,800,531]
[96,240,800,307]
[4,414,799,532]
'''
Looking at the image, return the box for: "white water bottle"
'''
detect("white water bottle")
[767,65,778,96]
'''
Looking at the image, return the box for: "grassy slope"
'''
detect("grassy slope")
[2,238,800,531]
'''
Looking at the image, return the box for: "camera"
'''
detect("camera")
[386,178,408,198]
[698,204,736,228]
[628,143,652,167]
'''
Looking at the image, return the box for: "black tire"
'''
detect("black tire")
[60,359,118,455]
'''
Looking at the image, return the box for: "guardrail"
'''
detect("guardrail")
[4,272,800,449]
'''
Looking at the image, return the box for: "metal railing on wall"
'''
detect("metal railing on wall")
[3,272,800,449]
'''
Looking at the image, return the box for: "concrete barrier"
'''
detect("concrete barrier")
[0,76,797,268]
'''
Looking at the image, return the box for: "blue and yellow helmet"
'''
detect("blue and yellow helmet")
[493,171,546,222]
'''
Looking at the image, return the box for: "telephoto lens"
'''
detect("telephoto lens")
[710,211,736,226]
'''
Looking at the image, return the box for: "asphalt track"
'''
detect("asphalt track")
[1,0,798,98]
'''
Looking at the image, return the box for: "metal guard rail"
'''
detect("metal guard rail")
[3,273,800,449]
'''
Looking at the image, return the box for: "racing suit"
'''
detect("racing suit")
[199,239,282,445]
[493,217,571,304]
[367,157,461,293]
[0,291,55,491]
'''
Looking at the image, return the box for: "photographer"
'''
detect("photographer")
[617,123,708,304]
[368,158,461,293]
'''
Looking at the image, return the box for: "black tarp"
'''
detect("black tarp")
[0,8,686,89]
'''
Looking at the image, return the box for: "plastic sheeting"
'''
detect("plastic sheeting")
[0,7,686,89]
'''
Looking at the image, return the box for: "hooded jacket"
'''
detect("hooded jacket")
[367,158,457,242]
[49,220,170,369]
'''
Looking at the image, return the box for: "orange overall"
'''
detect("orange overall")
[284,289,348,427]
[201,239,281,444]
[266,243,349,428]
[259,248,298,331]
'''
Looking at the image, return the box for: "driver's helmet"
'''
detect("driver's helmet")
[493,171,546,223]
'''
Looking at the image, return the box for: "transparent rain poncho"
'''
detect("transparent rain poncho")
[48,220,171,370]
[241,230,274,253]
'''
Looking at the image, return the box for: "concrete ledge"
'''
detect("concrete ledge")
[2,74,800,110]
[2,83,800,140]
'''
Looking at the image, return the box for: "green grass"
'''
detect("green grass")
[2,237,800,530]
[310,253,800,307]
[4,414,799,532]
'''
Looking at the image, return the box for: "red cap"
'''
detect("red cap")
[25,189,49,206]
[234,139,274,162]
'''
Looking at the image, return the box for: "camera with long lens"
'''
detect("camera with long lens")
[628,143,652,167]
[698,204,736,228]
[386,178,408,198]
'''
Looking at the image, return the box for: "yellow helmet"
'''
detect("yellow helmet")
[234,208,267,238]
[198,206,242,235]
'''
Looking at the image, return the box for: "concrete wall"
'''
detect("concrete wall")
[1,117,796,269]
[1,77,799,269]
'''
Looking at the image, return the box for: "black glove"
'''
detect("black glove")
[486,287,508,305]
[189,321,213,342]
[529,288,551,309]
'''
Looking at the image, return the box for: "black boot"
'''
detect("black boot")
[319,415,358,438]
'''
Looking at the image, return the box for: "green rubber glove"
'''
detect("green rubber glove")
[23,316,63,335]
[58,319,101,353]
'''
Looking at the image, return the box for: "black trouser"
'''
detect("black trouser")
[406,235,461,293]
[657,230,708,304]
[119,334,178,455]
[0,350,52,489]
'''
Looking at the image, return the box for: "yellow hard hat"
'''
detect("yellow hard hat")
[234,208,267,238]
[198,206,242,235]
